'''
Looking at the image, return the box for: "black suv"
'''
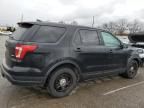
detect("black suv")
[1,22,141,97]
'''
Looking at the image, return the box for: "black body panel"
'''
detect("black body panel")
[1,22,141,86]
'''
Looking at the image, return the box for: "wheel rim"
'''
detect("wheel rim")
[129,62,138,77]
[54,73,73,92]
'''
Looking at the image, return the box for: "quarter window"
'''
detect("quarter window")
[32,26,66,43]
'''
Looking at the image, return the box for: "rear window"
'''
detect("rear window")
[32,26,66,43]
[11,24,33,40]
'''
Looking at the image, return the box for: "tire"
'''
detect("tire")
[122,60,139,79]
[46,67,78,98]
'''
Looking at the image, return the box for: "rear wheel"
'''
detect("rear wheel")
[46,67,78,98]
[122,60,139,79]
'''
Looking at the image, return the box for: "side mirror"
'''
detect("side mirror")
[121,43,128,48]
[120,44,124,49]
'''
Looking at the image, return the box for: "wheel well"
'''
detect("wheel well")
[44,63,81,87]
[133,58,140,67]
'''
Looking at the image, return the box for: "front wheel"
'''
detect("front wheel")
[122,60,139,79]
[46,67,78,98]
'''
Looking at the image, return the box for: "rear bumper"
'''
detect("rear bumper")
[1,60,45,87]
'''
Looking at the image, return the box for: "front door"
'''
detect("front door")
[100,31,127,71]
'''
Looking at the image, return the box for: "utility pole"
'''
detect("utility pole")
[21,13,23,22]
[92,16,95,27]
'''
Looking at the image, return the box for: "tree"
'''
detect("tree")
[58,21,65,24]
[100,18,144,35]
[115,19,128,35]
[128,20,143,34]
[71,21,78,25]
[101,22,116,34]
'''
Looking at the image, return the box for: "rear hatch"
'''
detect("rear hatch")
[5,23,37,67]
[5,22,66,70]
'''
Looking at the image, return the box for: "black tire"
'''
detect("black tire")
[46,67,78,98]
[122,60,139,79]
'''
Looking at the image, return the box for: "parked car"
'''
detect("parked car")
[0,31,12,35]
[117,35,144,65]
[129,34,144,66]
[127,47,144,66]
[128,33,144,49]
[1,22,142,97]
[116,36,130,44]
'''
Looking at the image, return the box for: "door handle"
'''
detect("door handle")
[75,47,81,52]
[109,50,113,53]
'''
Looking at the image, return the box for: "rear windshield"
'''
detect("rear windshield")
[11,24,33,40]
[31,26,66,43]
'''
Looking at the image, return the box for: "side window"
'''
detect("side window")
[79,30,99,45]
[32,26,66,43]
[101,32,121,47]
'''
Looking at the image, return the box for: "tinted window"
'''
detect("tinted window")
[11,24,33,40]
[101,32,120,47]
[79,30,99,45]
[32,26,66,43]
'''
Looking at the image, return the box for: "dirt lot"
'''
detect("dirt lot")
[0,35,144,108]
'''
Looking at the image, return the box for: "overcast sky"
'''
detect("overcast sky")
[0,0,144,26]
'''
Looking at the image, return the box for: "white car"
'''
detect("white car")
[0,31,12,35]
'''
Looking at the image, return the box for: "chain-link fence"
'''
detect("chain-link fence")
[0,35,8,64]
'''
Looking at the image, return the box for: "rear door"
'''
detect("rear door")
[73,29,109,74]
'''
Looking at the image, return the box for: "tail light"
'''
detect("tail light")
[15,44,38,60]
